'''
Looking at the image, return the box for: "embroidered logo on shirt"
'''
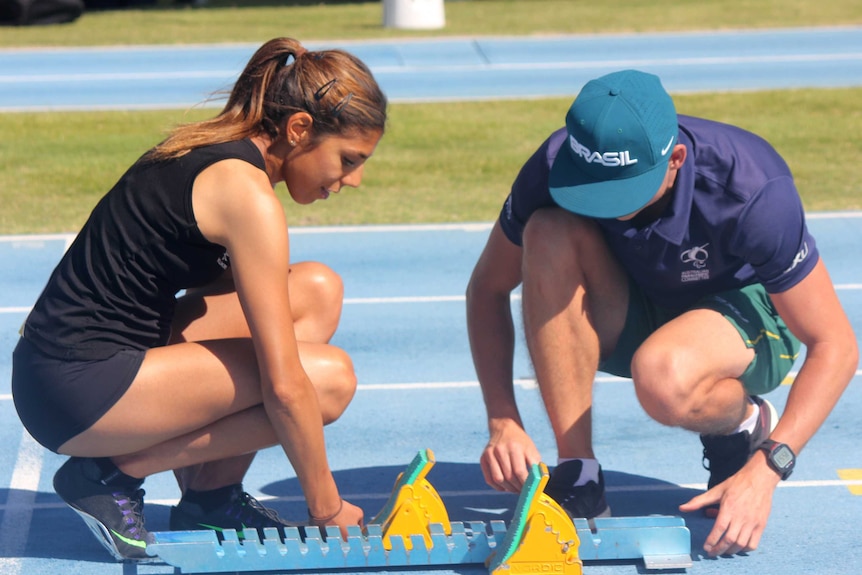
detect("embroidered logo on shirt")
[680,243,710,269]
[680,243,710,282]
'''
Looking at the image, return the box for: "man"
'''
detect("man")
[465,69,856,557]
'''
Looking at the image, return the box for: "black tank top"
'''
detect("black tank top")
[23,139,266,360]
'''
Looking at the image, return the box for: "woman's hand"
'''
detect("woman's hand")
[308,498,364,540]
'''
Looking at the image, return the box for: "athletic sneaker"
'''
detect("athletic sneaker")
[170,484,298,539]
[53,456,152,561]
[544,459,611,520]
[700,396,778,517]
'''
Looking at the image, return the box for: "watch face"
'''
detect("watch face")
[772,445,795,469]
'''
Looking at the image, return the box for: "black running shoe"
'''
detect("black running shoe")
[700,396,778,517]
[170,484,298,539]
[544,459,611,519]
[53,457,152,561]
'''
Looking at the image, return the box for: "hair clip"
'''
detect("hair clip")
[314,78,338,101]
[332,92,354,118]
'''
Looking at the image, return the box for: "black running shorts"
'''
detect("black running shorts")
[11,337,145,453]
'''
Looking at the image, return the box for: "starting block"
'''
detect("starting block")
[486,460,582,574]
[143,450,692,573]
[368,447,451,550]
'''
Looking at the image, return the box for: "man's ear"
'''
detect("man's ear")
[669,143,687,169]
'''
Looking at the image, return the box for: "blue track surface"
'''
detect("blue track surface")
[1,27,861,110]
[1,25,861,575]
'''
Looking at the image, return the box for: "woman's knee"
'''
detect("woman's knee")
[294,261,343,300]
[290,262,344,341]
[317,346,357,424]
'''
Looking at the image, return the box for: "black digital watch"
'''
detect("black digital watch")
[758,439,795,480]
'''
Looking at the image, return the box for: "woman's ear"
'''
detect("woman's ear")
[285,112,313,146]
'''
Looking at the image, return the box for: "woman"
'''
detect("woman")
[11,37,387,561]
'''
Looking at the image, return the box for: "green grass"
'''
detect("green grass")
[2,0,861,233]
[2,0,860,47]
[2,88,860,234]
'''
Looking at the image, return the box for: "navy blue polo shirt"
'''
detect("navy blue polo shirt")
[499,115,818,311]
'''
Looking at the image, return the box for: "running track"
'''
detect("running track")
[1,27,861,111]
[0,26,861,575]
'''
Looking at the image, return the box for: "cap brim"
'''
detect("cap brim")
[549,150,668,219]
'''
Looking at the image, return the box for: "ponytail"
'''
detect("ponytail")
[149,37,387,160]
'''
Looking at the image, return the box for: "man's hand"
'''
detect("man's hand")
[680,452,781,556]
[480,418,542,493]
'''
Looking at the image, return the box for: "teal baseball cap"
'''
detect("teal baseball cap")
[549,70,679,219]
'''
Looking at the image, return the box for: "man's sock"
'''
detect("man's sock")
[557,457,600,485]
[731,397,760,435]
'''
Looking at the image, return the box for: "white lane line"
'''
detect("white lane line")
[16,284,862,315]
[0,223,491,245]
[809,211,862,219]
[5,52,862,84]
[0,213,859,240]
[1,370,859,402]
[8,477,862,513]
[371,52,862,74]
[0,431,44,568]
[338,285,862,303]
[357,377,623,391]
[0,307,31,314]
[0,71,238,83]
[201,477,862,501]
[0,233,75,242]
[344,295,466,304]
[289,222,493,233]
[8,283,862,315]
[344,283,862,305]
[0,214,858,241]
[355,371,862,391]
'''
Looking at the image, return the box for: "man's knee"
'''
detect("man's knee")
[631,345,699,427]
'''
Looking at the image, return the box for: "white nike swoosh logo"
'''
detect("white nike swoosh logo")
[661,136,675,156]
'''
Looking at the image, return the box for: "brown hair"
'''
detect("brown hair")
[148,37,387,160]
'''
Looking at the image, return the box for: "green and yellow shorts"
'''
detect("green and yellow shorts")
[599,282,800,396]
